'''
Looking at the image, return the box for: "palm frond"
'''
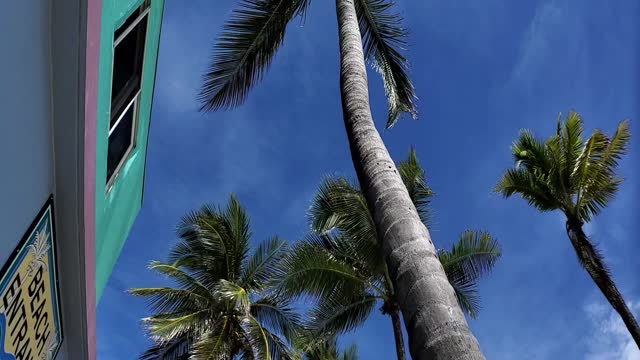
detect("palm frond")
[242,314,273,360]
[215,279,251,315]
[308,294,378,334]
[397,147,434,226]
[572,130,608,203]
[171,205,230,281]
[297,333,338,360]
[341,343,359,360]
[199,0,308,111]
[190,318,233,360]
[512,130,552,174]
[139,335,192,360]
[308,177,385,276]
[309,177,364,234]
[276,234,372,300]
[223,194,252,280]
[544,134,569,209]
[578,177,622,222]
[290,327,331,357]
[251,295,302,340]
[292,329,359,360]
[241,236,287,291]
[576,120,630,221]
[175,206,228,251]
[142,309,209,343]
[439,231,500,318]
[355,0,416,127]
[439,231,501,283]
[147,262,212,299]
[446,271,481,319]
[559,111,584,190]
[129,287,211,315]
[262,326,298,360]
[494,167,559,211]
[306,343,338,360]
[597,120,631,174]
[323,234,382,282]
[237,349,255,360]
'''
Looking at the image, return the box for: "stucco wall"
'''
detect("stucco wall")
[1,0,96,358]
[0,0,54,268]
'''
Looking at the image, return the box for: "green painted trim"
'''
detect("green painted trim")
[94,0,165,302]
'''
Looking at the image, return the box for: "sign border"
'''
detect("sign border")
[0,195,63,359]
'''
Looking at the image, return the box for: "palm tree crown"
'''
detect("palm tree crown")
[495,111,630,223]
[277,149,501,358]
[199,0,416,128]
[131,195,301,359]
[495,111,639,348]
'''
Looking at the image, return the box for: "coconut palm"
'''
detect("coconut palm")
[278,149,501,360]
[199,0,484,356]
[495,111,639,347]
[130,195,301,359]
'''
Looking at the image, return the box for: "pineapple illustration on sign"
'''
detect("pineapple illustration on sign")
[0,198,62,360]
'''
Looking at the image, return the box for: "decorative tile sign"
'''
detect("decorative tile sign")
[0,197,62,360]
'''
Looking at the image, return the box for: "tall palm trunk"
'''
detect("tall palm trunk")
[335,0,484,358]
[390,308,407,360]
[566,218,640,348]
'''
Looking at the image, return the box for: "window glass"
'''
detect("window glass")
[114,8,141,39]
[111,11,148,127]
[107,104,135,181]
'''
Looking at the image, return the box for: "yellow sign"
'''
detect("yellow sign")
[0,197,62,360]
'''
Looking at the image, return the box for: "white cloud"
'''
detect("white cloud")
[500,0,589,105]
[510,1,564,83]
[584,300,640,360]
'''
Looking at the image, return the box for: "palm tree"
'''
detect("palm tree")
[198,0,485,356]
[130,195,301,359]
[278,149,501,359]
[495,111,639,347]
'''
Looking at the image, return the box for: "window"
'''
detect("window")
[107,1,150,189]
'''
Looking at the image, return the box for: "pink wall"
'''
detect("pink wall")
[84,0,102,357]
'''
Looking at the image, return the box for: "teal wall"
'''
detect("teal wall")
[95,0,164,301]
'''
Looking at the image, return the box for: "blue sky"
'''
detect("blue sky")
[97,0,640,358]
